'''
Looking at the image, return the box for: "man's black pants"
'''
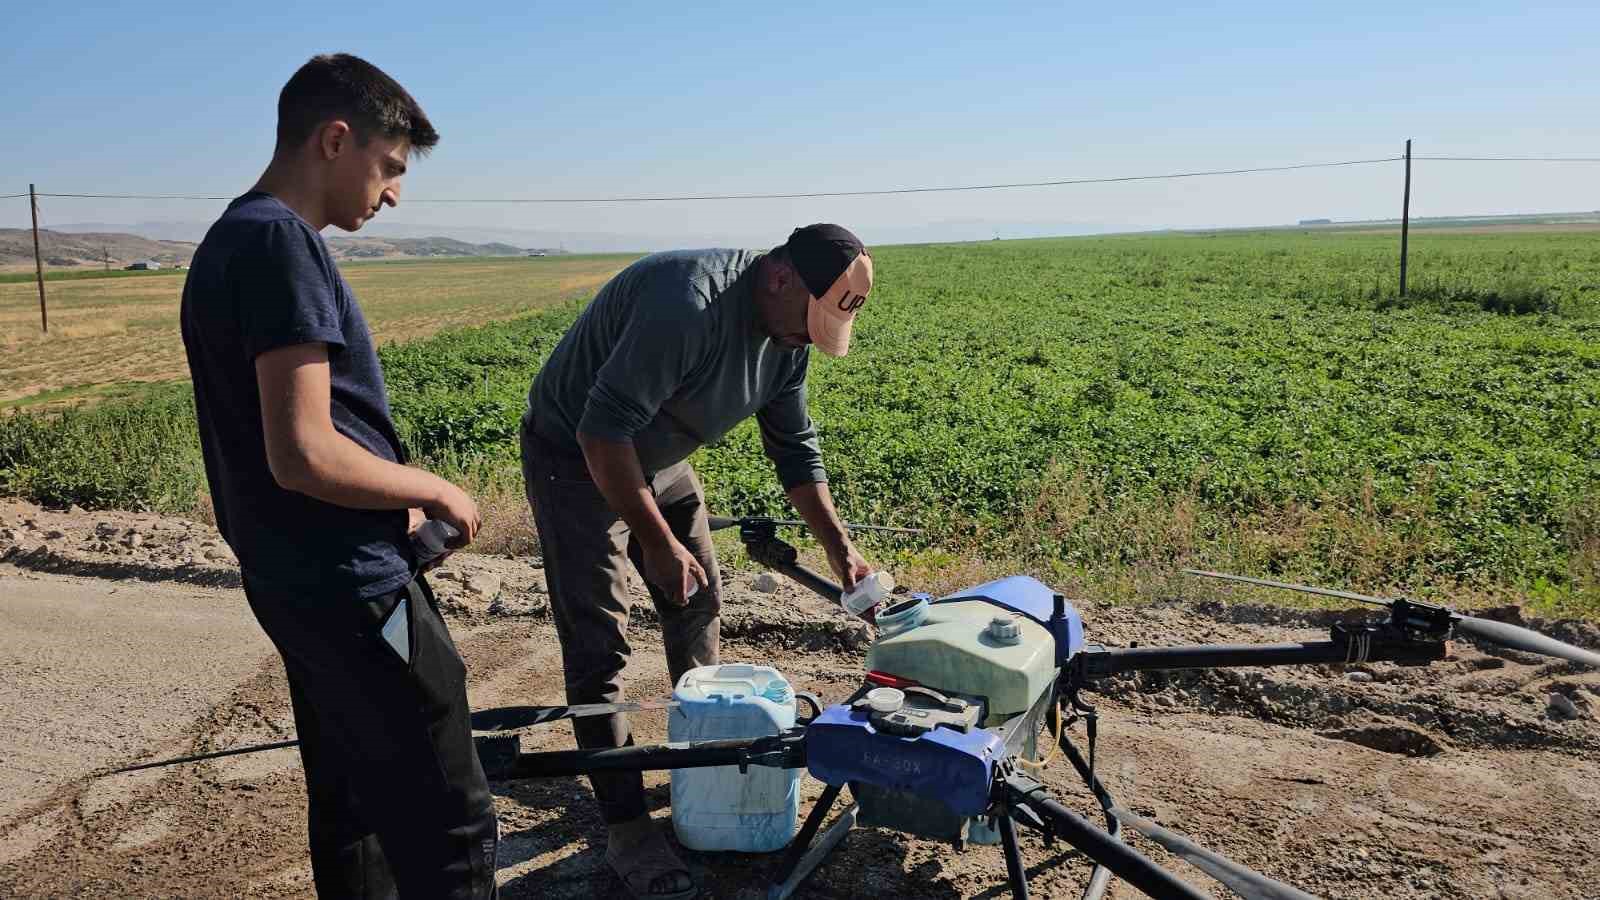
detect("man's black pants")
[242,572,499,899]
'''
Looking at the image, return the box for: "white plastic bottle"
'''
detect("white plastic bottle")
[840,570,895,620]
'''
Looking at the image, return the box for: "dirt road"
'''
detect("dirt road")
[2,503,1598,898]
[0,574,273,822]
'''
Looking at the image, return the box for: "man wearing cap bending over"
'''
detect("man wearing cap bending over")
[520,224,875,899]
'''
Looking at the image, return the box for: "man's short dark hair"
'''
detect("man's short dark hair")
[276,53,439,155]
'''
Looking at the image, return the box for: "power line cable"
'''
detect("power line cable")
[1414,155,1600,163]
[411,157,1406,202]
[20,154,1599,206]
[35,192,234,201]
[30,157,1402,205]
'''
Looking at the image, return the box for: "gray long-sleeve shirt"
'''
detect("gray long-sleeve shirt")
[525,249,827,489]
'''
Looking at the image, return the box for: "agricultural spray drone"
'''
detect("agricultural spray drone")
[472,516,1600,899]
[115,516,1600,899]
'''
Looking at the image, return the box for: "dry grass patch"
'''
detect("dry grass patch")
[0,255,636,407]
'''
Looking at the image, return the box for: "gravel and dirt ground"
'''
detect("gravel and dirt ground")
[1,499,1597,898]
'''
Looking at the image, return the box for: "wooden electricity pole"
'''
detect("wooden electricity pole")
[29,184,47,333]
[1399,140,1412,298]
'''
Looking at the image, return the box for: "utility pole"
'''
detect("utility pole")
[1399,140,1412,298]
[29,184,47,333]
[104,244,111,271]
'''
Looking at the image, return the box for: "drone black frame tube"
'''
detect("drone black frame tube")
[1000,776,1209,900]
[1080,639,1444,677]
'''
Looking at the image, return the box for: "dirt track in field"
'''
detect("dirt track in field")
[1,500,1598,899]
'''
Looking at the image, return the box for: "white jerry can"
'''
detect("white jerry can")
[668,664,800,852]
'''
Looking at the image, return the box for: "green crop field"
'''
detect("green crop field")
[2,231,1597,613]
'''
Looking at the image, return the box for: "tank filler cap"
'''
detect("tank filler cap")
[987,615,1023,645]
[865,687,905,714]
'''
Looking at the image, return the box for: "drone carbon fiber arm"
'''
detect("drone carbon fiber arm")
[1071,633,1448,682]
[1069,601,1453,685]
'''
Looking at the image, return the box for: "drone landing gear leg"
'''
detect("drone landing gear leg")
[766,784,857,900]
[998,813,1030,899]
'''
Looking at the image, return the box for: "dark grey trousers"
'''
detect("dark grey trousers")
[521,425,721,825]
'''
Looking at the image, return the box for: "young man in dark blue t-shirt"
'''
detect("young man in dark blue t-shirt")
[180,54,497,898]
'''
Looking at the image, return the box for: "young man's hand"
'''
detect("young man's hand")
[422,482,481,546]
[407,506,459,572]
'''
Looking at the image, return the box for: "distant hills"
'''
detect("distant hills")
[1209,210,1600,235]
[326,235,540,260]
[0,229,195,269]
[0,228,560,269]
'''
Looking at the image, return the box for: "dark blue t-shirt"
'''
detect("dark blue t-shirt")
[180,192,413,599]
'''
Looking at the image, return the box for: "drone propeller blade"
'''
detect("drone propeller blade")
[707,515,922,535]
[1108,806,1322,900]
[1452,616,1600,668]
[1183,569,1390,607]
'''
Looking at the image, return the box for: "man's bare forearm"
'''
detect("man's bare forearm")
[786,481,849,554]
[256,342,479,541]
[276,428,451,512]
[577,432,675,550]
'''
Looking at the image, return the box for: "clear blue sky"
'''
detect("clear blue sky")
[4,1,1597,247]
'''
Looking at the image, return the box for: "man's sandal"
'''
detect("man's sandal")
[606,830,698,899]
